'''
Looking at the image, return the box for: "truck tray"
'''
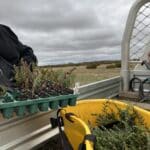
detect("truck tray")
[0,94,77,119]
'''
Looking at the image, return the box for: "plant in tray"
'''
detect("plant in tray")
[91,101,150,150]
[0,85,14,103]
[0,85,7,97]
[14,62,75,100]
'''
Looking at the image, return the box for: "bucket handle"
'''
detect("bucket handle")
[65,113,76,123]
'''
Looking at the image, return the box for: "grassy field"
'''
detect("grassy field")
[40,60,136,86]
[52,63,120,86]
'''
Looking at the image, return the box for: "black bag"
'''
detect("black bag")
[0,24,37,65]
[0,24,37,87]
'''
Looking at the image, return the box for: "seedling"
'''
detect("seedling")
[14,62,75,100]
[0,85,7,96]
[91,101,150,150]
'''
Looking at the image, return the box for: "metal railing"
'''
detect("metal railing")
[78,76,120,99]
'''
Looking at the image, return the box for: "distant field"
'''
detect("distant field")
[50,62,121,86]
[39,60,137,86]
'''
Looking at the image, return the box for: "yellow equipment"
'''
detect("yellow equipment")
[60,99,150,150]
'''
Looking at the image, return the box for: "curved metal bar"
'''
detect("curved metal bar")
[121,0,150,92]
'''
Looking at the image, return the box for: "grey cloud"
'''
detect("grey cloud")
[16,28,121,52]
[0,0,135,65]
[0,0,100,31]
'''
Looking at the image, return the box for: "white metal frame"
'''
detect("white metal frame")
[121,0,150,92]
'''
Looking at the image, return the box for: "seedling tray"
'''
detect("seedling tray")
[0,94,78,119]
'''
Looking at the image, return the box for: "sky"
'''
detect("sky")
[0,0,135,66]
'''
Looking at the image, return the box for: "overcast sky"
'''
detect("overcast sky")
[0,0,135,65]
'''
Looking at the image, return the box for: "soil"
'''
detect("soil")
[15,81,73,100]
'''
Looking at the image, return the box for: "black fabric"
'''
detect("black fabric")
[0,24,37,88]
[0,24,37,66]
